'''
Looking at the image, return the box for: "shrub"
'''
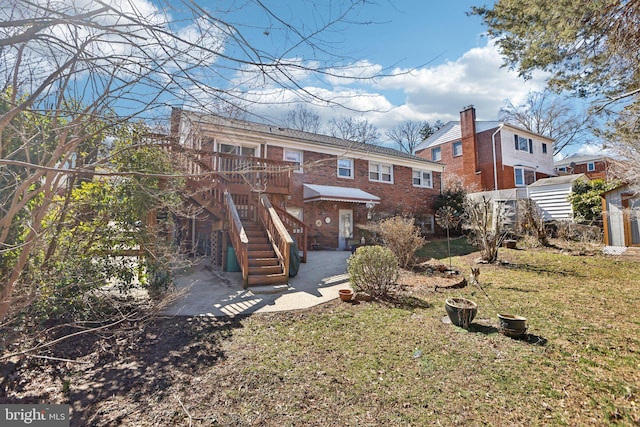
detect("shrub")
[347,246,399,299]
[518,198,549,246]
[568,178,619,225]
[464,196,509,263]
[379,216,426,268]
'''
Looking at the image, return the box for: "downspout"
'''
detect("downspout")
[492,124,504,191]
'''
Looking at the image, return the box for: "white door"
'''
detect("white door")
[338,209,353,250]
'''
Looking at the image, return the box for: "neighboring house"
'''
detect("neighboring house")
[527,174,590,221]
[170,108,444,287]
[601,184,640,247]
[554,153,615,180]
[415,105,556,191]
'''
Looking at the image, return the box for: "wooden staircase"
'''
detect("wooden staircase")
[245,222,289,286]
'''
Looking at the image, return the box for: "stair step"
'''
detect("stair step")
[248,273,288,286]
[249,243,272,251]
[249,258,280,267]
[249,250,276,258]
[249,265,283,275]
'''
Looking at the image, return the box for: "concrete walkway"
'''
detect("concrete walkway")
[161,251,352,317]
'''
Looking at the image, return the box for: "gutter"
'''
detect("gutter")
[492,124,504,191]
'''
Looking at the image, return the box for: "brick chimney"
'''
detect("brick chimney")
[460,105,480,185]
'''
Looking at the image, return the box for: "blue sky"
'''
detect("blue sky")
[201,1,552,139]
[153,0,594,156]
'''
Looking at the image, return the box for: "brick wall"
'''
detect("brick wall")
[266,145,440,248]
[565,160,610,180]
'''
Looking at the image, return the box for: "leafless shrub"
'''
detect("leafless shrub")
[379,216,426,269]
[464,197,509,263]
[347,246,399,299]
[517,199,549,246]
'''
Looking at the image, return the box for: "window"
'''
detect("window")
[283,149,303,173]
[542,143,548,154]
[369,162,393,182]
[412,169,433,188]
[452,141,463,157]
[337,158,354,178]
[217,143,256,157]
[558,166,567,172]
[422,215,435,234]
[432,147,441,161]
[514,168,525,186]
[514,135,533,153]
[587,162,595,172]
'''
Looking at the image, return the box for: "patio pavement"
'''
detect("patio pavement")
[161,250,352,318]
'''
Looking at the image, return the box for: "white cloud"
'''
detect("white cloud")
[375,40,548,122]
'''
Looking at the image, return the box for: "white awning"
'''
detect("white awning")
[303,184,380,204]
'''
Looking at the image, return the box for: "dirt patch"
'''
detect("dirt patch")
[1,316,241,426]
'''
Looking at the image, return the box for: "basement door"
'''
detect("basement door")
[338,209,353,250]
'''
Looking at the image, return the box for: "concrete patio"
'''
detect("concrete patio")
[161,250,352,318]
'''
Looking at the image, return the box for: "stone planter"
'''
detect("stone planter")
[444,297,477,329]
[498,313,527,338]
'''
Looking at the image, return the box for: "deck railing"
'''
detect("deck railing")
[258,194,293,279]
[225,191,249,286]
[272,205,308,263]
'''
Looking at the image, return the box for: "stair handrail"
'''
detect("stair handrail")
[258,194,293,279]
[272,204,308,263]
[224,191,249,286]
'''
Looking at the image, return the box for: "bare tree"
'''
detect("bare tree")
[386,120,424,153]
[499,90,592,156]
[284,105,321,133]
[0,0,381,321]
[327,116,380,144]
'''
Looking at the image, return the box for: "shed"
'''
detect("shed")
[601,184,640,247]
[526,174,590,221]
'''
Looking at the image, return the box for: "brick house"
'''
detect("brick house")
[554,153,615,180]
[170,108,444,287]
[414,105,556,191]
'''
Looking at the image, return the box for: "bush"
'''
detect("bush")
[464,197,509,263]
[347,246,400,299]
[379,216,426,268]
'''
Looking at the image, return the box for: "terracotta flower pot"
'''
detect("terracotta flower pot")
[339,289,353,301]
[445,297,477,329]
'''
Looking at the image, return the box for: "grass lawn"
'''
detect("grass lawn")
[168,242,637,426]
[3,240,639,426]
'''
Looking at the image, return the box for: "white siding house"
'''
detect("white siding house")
[526,174,590,221]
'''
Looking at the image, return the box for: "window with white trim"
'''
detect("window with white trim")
[412,169,433,188]
[283,149,303,173]
[422,215,435,234]
[587,162,595,172]
[514,167,525,186]
[432,147,441,161]
[542,143,548,154]
[452,141,463,157]
[337,158,354,178]
[514,135,533,153]
[217,143,256,157]
[369,162,393,183]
